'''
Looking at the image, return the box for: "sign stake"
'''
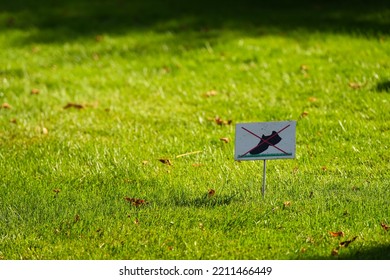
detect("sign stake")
[262,160,267,197]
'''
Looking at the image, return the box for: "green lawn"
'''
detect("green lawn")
[0,0,389,259]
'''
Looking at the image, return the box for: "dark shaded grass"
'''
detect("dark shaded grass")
[1,0,389,46]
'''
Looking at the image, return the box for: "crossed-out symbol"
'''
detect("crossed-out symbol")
[239,124,291,158]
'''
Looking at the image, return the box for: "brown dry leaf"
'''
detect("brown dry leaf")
[53,188,61,194]
[63,102,85,109]
[10,118,17,124]
[213,116,232,126]
[124,197,147,207]
[381,223,389,231]
[31,88,40,95]
[141,160,149,165]
[329,231,345,237]
[1,103,11,109]
[331,248,339,256]
[208,189,216,198]
[283,201,291,207]
[308,97,317,103]
[203,90,218,97]
[159,158,172,165]
[220,137,229,143]
[348,82,365,89]
[339,236,358,248]
[134,218,139,225]
[300,111,309,118]
[321,166,327,171]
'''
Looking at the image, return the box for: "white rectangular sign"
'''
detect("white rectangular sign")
[235,121,296,161]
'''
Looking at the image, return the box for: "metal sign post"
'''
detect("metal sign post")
[262,160,267,197]
[235,121,296,197]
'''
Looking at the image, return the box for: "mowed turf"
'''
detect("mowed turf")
[0,0,389,259]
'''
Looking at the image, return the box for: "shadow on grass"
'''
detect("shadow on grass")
[1,0,389,45]
[303,244,390,260]
[340,244,390,260]
[376,80,390,93]
[169,193,238,208]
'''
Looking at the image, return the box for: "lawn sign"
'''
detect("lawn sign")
[235,121,296,196]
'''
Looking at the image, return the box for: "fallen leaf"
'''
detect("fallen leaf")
[203,90,218,97]
[212,116,232,126]
[159,158,172,165]
[208,189,216,198]
[348,82,365,89]
[220,137,229,143]
[300,111,309,118]
[339,236,358,248]
[321,166,327,171]
[308,97,317,102]
[192,163,203,167]
[124,197,147,207]
[63,102,85,109]
[42,127,48,135]
[10,118,17,124]
[53,188,61,198]
[381,223,389,231]
[141,160,149,165]
[1,103,11,109]
[74,214,80,222]
[31,88,40,95]
[283,201,291,207]
[134,218,139,225]
[329,231,345,237]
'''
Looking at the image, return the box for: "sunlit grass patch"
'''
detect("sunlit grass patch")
[0,0,389,260]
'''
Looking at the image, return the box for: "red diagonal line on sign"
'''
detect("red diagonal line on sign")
[239,125,291,157]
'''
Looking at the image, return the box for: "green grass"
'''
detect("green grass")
[0,0,389,260]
